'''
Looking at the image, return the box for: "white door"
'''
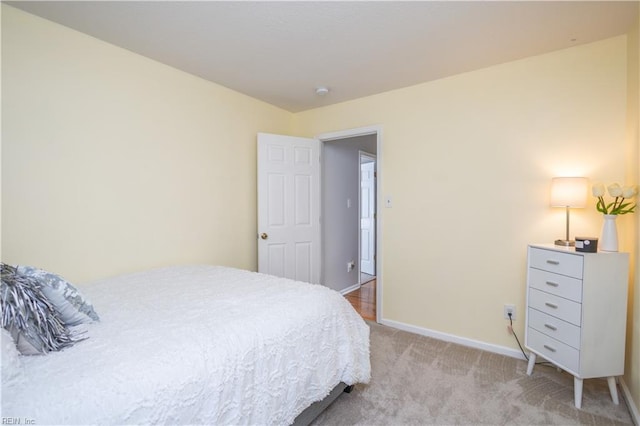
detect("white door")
[360,160,376,276]
[257,133,320,283]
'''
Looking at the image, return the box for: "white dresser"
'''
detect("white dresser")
[525,244,629,409]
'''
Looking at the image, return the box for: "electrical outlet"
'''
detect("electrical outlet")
[504,304,516,320]
[347,261,355,272]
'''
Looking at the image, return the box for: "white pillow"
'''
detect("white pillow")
[1,328,23,384]
[16,266,99,326]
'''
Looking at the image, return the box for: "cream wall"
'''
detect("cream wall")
[3,3,639,414]
[1,5,291,283]
[292,36,629,353]
[625,8,640,417]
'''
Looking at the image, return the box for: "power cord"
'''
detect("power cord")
[507,312,553,367]
[506,312,528,360]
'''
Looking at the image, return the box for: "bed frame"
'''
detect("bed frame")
[293,382,354,426]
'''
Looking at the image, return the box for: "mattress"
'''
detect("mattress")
[1,265,371,425]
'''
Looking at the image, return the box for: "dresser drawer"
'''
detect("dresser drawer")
[528,308,581,349]
[528,268,582,302]
[529,247,583,279]
[527,327,579,373]
[529,288,582,326]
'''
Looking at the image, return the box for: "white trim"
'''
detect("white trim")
[380,318,527,360]
[316,125,381,142]
[340,283,361,296]
[620,378,640,425]
[317,125,383,323]
[374,129,382,324]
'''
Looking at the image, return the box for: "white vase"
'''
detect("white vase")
[600,214,619,252]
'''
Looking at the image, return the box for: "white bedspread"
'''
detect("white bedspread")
[2,265,370,425]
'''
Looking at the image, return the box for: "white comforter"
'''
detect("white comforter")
[2,265,371,425]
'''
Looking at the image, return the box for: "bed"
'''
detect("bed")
[1,265,371,425]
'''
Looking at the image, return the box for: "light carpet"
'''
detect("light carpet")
[312,322,633,425]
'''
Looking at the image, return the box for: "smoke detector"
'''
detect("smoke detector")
[315,86,330,96]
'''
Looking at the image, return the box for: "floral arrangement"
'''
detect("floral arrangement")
[592,183,638,215]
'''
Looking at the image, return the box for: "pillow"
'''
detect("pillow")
[16,265,99,326]
[1,327,23,383]
[1,264,84,355]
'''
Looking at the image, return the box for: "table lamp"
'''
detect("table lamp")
[550,177,588,247]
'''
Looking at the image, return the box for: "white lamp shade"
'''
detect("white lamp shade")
[550,177,588,208]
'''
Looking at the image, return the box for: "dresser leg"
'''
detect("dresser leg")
[574,377,583,409]
[526,352,536,375]
[607,377,619,405]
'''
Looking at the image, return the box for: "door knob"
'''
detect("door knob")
[260,233,268,240]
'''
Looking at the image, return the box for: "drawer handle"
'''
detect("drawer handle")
[545,281,559,287]
[543,344,557,352]
[546,260,560,265]
[545,302,558,309]
[544,323,557,331]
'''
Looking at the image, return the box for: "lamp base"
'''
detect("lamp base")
[555,239,575,247]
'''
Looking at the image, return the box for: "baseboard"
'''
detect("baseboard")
[379,318,526,361]
[620,377,640,426]
[340,283,360,295]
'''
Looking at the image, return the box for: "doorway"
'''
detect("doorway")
[318,126,382,323]
[256,127,383,323]
[359,152,376,284]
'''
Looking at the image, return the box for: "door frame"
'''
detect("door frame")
[358,151,376,279]
[317,125,383,323]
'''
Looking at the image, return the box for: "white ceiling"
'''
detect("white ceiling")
[7,1,639,112]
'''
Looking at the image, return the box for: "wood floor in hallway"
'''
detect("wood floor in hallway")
[344,279,376,321]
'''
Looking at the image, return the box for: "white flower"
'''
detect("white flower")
[622,186,637,198]
[592,183,605,197]
[593,182,637,215]
[607,183,623,197]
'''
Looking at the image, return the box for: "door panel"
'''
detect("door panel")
[360,160,376,276]
[267,174,286,226]
[295,242,312,283]
[268,244,286,278]
[294,175,312,225]
[258,133,320,283]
